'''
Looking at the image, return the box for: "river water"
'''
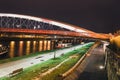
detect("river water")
[0,40,53,59]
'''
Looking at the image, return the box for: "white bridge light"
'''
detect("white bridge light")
[0,13,87,34]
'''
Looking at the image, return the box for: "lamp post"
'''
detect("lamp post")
[54,36,57,59]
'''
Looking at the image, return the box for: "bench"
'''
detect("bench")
[9,68,23,77]
[61,53,64,56]
[35,56,43,59]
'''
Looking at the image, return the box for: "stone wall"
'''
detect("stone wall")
[106,48,120,80]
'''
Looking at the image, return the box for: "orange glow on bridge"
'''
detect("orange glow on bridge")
[0,13,110,40]
[0,28,109,39]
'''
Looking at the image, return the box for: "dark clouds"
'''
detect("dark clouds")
[0,0,119,33]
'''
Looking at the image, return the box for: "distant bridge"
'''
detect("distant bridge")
[0,13,109,39]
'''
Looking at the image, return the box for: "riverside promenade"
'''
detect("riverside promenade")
[78,46,108,80]
[63,44,108,80]
[0,43,89,78]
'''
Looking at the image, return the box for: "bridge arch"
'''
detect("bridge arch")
[0,13,108,39]
[0,13,87,32]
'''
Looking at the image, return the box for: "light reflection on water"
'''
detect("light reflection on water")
[33,41,36,53]
[18,41,23,56]
[48,41,51,50]
[9,40,51,58]
[9,41,15,58]
[26,41,31,55]
[39,41,43,51]
[44,40,47,51]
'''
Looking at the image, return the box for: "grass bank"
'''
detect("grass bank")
[41,42,94,80]
[0,42,94,80]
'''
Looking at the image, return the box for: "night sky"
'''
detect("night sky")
[0,0,120,33]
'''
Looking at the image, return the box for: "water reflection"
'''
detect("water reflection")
[26,41,31,55]
[48,41,51,50]
[18,41,23,56]
[44,40,47,51]
[6,40,52,58]
[39,41,43,51]
[9,41,15,58]
[33,41,36,53]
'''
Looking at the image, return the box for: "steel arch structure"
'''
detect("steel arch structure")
[0,13,109,39]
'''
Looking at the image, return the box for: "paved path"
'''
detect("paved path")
[77,45,108,80]
[0,43,89,77]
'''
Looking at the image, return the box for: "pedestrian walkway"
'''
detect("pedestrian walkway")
[0,43,87,78]
[77,45,108,80]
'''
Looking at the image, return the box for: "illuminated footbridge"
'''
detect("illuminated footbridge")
[0,13,112,80]
[0,13,109,39]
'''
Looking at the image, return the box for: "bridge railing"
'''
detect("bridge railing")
[0,28,86,37]
[106,47,120,80]
[0,28,108,39]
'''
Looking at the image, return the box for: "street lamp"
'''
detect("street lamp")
[54,36,57,59]
[99,65,104,70]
